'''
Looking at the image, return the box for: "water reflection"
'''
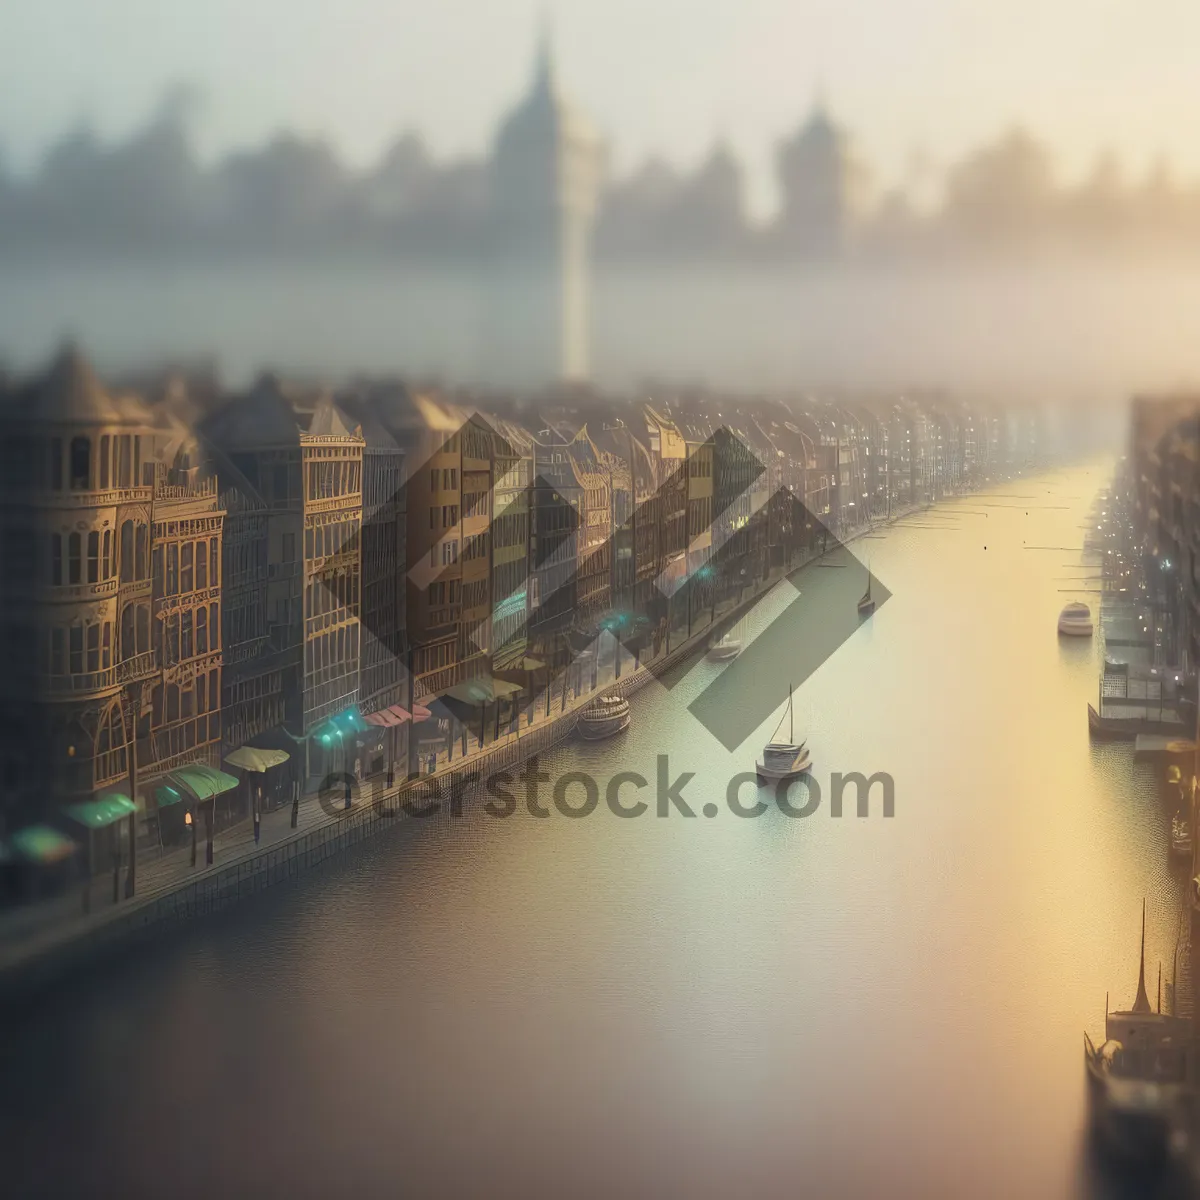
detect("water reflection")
[0,460,1189,1199]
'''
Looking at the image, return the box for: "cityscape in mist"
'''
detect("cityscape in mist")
[4,13,1200,397]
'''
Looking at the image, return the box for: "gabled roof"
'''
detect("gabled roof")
[305,393,361,441]
[17,343,151,425]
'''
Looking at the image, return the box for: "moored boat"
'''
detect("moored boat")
[707,633,742,661]
[1059,600,1094,636]
[756,685,811,782]
[1084,903,1192,1165]
[576,694,631,741]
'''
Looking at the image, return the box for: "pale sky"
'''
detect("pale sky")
[3,0,1199,217]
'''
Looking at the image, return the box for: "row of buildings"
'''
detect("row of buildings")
[1127,395,1200,674]
[0,345,1043,866]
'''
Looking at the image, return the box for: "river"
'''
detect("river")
[0,460,1185,1199]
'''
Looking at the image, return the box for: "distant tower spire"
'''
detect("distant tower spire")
[534,7,555,91]
[1133,899,1152,1014]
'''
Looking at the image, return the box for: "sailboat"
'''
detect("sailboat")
[857,563,876,617]
[756,685,811,782]
[1084,901,1192,1164]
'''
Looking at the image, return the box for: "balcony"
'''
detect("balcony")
[35,577,119,603]
[33,485,152,509]
[116,650,158,685]
[46,668,118,696]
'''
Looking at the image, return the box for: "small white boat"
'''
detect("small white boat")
[576,694,631,741]
[707,633,742,661]
[1059,601,1094,636]
[756,686,811,781]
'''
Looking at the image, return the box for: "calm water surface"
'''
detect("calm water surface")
[1,461,1184,1199]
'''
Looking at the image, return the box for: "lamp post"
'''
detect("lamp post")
[186,807,196,867]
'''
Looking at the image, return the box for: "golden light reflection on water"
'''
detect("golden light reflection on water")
[3,459,1185,1199]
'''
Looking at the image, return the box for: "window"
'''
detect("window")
[196,544,207,590]
[49,438,63,490]
[181,610,193,661]
[196,606,208,654]
[87,531,100,583]
[117,436,131,488]
[210,538,219,587]
[51,628,65,674]
[102,529,111,579]
[209,603,219,648]
[86,623,100,672]
[121,605,136,657]
[101,623,111,669]
[69,625,83,674]
[443,505,458,528]
[430,469,439,493]
[441,540,458,566]
[167,684,179,723]
[67,437,91,490]
[430,507,438,531]
[135,525,147,579]
[166,544,178,595]
[181,543,194,592]
[51,535,62,585]
[68,533,82,584]
[119,521,134,583]
[137,605,150,653]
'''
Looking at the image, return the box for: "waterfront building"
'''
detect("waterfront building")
[203,376,363,785]
[484,415,533,672]
[336,397,407,778]
[0,346,225,855]
[528,423,583,672]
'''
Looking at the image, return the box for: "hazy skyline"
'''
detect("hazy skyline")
[3,0,1199,217]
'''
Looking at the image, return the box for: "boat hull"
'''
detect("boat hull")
[577,714,631,741]
[1059,618,1094,636]
[707,644,742,661]
[1086,1075,1174,1165]
[756,757,812,781]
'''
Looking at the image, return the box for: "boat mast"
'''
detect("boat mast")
[1133,898,1152,1014]
[789,684,794,744]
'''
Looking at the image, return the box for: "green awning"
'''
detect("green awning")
[225,746,291,773]
[8,825,78,864]
[153,783,187,808]
[167,764,239,801]
[66,793,137,829]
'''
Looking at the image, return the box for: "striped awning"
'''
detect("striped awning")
[364,705,412,729]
